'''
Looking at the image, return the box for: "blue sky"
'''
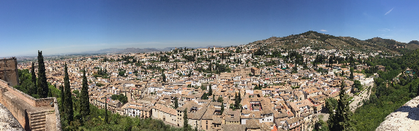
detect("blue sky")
[0,0,418,57]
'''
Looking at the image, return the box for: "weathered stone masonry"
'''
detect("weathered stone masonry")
[0,79,61,131]
[0,57,19,87]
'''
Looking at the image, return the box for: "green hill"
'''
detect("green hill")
[249,31,419,53]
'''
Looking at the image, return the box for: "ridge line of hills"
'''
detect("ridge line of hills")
[10,31,419,59]
[249,31,419,54]
[93,31,419,54]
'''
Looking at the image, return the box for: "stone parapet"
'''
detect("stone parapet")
[0,79,61,131]
[376,96,419,131]
[0,103,24,130]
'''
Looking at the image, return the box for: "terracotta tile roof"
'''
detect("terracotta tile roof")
[153,104,176,115]
[246,119,261,129]
[221,124,245,131]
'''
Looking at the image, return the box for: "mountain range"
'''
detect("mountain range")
[49,31,419,55]
[249,31,419,53]
[14,31,419,59]
[81,45,227,54]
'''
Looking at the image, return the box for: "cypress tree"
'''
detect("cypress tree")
[183,108,188,131]
[220,98,224,114]
[162,73,166,82]
[208,86,212,96]
[329,56,333,67]
[235,92,241,110]
[59,85,65,113]
[174,97,179,109]
[417,84,419,96]
[64,63,74,123]
[30,62,37,95]
[80,69,90,118]
[329,80,356,131]
[350,68,354,80]
[37,51,49,98]
[105,100,108,124]
[234,93,238,110]
[31,62,37,87]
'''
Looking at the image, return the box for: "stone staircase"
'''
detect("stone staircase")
[29,111,47,131]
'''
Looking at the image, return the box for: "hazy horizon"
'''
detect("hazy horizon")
[1,0,418,57]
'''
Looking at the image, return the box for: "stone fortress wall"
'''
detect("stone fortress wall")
[0,57,19,87]
[0,79,61,130]
[0,103,24,130]
[376,96,419,131]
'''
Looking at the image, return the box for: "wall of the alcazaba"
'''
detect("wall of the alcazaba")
[35,98,55,107]
[0,80,54,107]
[0,84,28,129]
[0,79,36,107]
[53,97,62,130]
[376,96,419,131]
[0,79,62,131]
[0,57,19,86]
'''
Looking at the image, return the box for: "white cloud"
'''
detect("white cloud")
[320,29,327,32]
[385,8,394,15]
[379,28,391,32]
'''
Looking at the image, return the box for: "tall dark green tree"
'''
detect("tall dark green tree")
[350,68,354,80]
[59,85,65,113]
[188,71,192,77]
[208,86,213,96]
[220,99,224,114]
[329,56,333,67]
[31,62,37,87]
[325,98,338,113]
[417,84,419,96]
[234,92,241,110]
[174,97,179,109]
[63,63,74,123]
[80,68,90,118]
[30,62,37,95]
[238,91,241,100]
[328,80,355,131]
[183,108,188,131]
[105,99,108,124]
[162,73,166,82]
[37,51,49,98]
[292,63,298,73]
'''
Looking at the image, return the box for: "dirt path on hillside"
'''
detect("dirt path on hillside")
[350,81,374,112]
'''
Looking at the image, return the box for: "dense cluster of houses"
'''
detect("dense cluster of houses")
[18,45,379,131]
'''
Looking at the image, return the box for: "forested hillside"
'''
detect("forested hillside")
[352,49,419,130]
[250,31,419,54]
